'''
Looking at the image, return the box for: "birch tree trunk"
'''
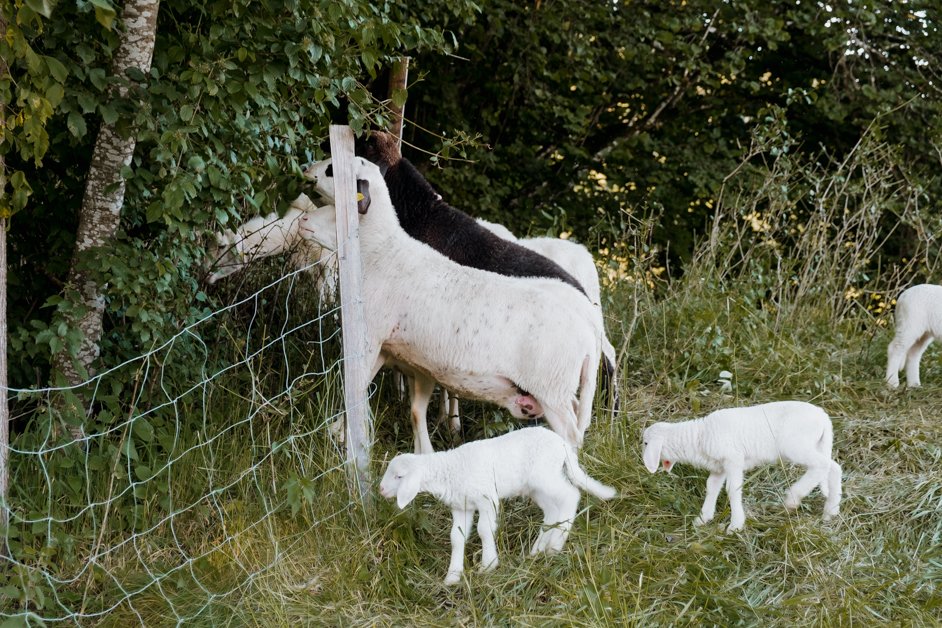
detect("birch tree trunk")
[52,0,160,388]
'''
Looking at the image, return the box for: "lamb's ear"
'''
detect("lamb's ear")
[396,468,422,509]
[356,179,371,214]
[643,437,663,474]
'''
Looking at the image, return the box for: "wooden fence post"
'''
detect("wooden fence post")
[329,125,373,501]
[388,57,410,149]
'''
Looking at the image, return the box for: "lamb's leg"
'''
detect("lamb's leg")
[544,484,580,553]
[410,375,436,454]
[695,471,727,526]
[905,333,933,388]
[724,465,746,532]
[445,509,475,585]
[477,501,500,573]
[784,462,831,511]
[885,332,914,388]
[822,461,842,520]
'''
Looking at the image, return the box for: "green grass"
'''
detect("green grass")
[5,242,942,626]
[82,277,942,626]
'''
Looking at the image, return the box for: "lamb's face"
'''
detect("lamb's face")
[303,159,335,204]
[205,229,240,284]
[642,423,674,474]
[379,454,423,509]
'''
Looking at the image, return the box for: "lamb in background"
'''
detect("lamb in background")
[642,401,841,532]
[379,427,616,585]
[885,283,942,389]
[299,156,605,449]
[205,193,338,303]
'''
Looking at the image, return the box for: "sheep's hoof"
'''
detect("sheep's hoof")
[784,497,800,511]
[478,559,498,573]
[725,522,744,534]
[443,572,462,586]
[693,515,712,527]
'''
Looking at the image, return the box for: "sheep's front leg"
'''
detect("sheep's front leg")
[724,465,746,533]
[477,501,500,573]
[445,509,474,586]
[695,471,726,526]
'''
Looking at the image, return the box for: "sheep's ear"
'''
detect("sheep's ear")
[396,469,422,509]
[643,437,663,474]
[356,179,371,214]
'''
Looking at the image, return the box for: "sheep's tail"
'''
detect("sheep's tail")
[575,354,599,436]
[600,337,620,417]
[563,445,616,500]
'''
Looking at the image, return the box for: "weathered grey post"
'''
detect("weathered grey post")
[329,125,373,500]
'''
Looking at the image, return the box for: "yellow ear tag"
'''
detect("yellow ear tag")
[356,192,365,201]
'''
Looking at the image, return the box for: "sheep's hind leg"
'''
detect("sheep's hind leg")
[905,333,933,388]
[410,375,436,454]
[784,461,831,511]
[477,501,500,573]
[886,333,914,388]
[540,401,582,449]
[445,509,475,585]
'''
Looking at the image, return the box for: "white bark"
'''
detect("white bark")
[53,0,160,386]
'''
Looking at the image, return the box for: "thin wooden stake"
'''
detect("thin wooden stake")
[388,57,410,149]
[329,125,373,502]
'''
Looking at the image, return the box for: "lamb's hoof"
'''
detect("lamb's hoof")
[478,559,498,573]
[443,572,462,586]
[823,508,839,521]
[693,515,711,527]
[725,522,744,534]
[784,498,800,511]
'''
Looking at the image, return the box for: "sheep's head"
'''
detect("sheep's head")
[303,157,373,214]
[379,454,424,509]
[204,229,242,284]
[358,130,400,175]
[297,204,338,252]
[642,423,675,474]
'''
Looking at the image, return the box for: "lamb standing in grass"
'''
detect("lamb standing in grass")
[642,401,841,532]
[379,427,616,585]
[885,283,942,389]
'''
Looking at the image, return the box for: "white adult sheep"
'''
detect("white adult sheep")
[476,218,619,408]
[642,400,841,532]
[299,156,605,450]
[206,193,338,304]
[885,283,942,389]
[379,427,616,585]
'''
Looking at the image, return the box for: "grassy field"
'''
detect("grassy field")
[84,270,940,627]
[6,144,942,624]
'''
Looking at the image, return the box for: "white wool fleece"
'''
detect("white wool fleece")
[379,427,615,585]
[642,400,841,532]
[885,283,942,389]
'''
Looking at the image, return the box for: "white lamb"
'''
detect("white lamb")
[299,157,605,450]
[642,400,841,532]
[206,193,338,303]
[379,427,616,585]
[885,283,942,389]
